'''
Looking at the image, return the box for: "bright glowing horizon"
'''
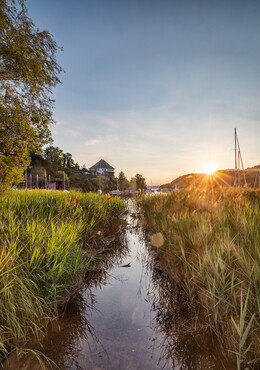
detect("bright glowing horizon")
[201,162,218,175]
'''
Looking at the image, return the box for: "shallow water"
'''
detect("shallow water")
[3,204,235,370]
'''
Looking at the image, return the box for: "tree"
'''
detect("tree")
[135,173,147,192]
[0,0,63,189]
[118,171,129,191]
[43,146,63,174]
[63,152,75,168]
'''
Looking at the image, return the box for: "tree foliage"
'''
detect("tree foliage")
[135,173,147,192]
[63,152,75,169]
[0,0,63,189]
[43,145,63,173]
[27,145,119,192]
[118,171,129,191]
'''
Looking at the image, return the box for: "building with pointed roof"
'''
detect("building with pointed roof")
[89,159,115,177]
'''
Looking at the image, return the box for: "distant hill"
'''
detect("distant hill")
[161,165,260,189]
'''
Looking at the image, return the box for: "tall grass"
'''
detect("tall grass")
[138,188,260,368]
[0,190,125,360]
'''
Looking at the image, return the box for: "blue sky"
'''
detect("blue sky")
[27,0,260,184]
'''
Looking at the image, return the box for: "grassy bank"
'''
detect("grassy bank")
[138,188,260,368]
[0,190,125,361]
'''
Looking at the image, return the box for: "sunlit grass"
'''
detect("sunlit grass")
[0,190,125,361]
[138,187,260,368]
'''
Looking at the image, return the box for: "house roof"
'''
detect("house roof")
[89,159,115,170]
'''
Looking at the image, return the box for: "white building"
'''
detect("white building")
[89,159,115,177]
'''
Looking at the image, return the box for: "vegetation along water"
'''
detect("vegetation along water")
[0,190,125,363]
[138,187,260,369]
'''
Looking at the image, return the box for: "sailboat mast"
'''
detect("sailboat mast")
[236,133,247,187]
[234,128,237,186]
[233,128,247,187]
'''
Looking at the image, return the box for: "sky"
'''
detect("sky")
[27,0,260,184]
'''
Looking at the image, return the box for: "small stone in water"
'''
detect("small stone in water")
[151,232,164,247]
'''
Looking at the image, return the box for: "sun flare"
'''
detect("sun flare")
[202,162,217,175]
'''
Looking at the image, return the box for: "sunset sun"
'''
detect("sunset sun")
[202,162,217,175]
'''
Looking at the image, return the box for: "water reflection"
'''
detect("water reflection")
[52,228,131,369]
[3,205,236,369]
[144,255,235,369]
[3,226,130,370]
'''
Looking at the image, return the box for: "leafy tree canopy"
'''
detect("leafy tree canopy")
[63,152,75,169]
[118,171,129,191]
[43,145,63,172]
[135,173,147,192]
[0,0,63,189]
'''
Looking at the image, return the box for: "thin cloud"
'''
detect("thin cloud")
[65,129,79,137]
[85,139,100,146]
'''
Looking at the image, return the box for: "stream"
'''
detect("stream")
[3,203,235,370]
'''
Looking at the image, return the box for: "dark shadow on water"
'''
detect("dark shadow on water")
[146,263,235,370]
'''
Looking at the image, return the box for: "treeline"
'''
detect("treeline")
[118,171,147,192]
[26,146,112,191]
[26,146,147,192]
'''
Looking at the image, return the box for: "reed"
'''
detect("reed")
[0,190,125,360]
[138,188,260,368]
